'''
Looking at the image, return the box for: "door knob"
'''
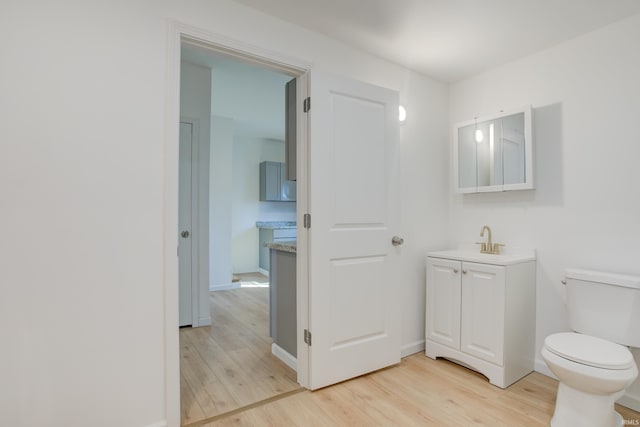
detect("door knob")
[391,236,404,246]
[181,230,190,238]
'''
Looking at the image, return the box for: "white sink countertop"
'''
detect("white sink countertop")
[428,245,535,266]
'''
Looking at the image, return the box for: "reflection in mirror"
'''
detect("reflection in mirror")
[454,106,533,193]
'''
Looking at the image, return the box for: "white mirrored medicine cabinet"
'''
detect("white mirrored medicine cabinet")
[454,105,534,194]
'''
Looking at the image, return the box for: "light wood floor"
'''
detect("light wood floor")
[193,353,640,427]
[182,273,640,426]
[180,273,300,425]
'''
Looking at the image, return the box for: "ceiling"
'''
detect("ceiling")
[183,46,291,140]
[231,0,640,82]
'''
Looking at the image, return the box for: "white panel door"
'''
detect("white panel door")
[460,262,505,365]
[307,70,401,389]
[178,121,193,327]
[426,258,462,349]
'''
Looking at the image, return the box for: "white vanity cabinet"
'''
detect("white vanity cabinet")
[425,251,536,388]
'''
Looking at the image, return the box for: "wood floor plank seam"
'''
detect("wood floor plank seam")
[182,387,305,427]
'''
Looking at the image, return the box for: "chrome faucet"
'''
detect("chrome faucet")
[478,225,504,254]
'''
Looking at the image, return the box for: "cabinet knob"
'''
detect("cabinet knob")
[181,230,190,238]
[462,270,467,274]
[453,269,459,274]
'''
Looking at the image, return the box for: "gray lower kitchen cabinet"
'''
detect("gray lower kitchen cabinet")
[259,227,296,271]
[269,246,297,357]
[259,161,296,202]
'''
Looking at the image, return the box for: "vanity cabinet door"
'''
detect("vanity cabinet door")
[460,262,505,366]
[426,258,462,349]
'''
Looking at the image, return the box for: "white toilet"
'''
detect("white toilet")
[542,269,640,427]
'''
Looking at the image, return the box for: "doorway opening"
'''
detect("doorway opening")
[178,42,303,425]
[167,22,402,427]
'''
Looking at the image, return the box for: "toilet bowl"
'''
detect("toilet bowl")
[542,269,640,427]
[542,333,637,426]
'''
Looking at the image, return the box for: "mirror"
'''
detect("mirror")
[454,106,533,193]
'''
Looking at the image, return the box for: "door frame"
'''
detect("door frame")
[164,21,312,426]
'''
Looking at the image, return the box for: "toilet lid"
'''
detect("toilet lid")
[545,333,634,370]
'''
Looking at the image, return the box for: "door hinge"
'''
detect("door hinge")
[304,329,312,346]
[303,96,311,113]
[303,213,311,229]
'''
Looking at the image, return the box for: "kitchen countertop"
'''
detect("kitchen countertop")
[265,240,297,254]
[256,221,296,229]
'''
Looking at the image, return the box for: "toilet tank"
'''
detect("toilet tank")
[565,269,640,347]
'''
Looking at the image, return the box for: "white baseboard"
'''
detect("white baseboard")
[197,316,211,327]
[534,358,557,380]
[144,421,167,427]
[209,282,241,292]
[257,267,269,276]
[272,343,297,371]
[618,393,640,412]
[401,339,426,358]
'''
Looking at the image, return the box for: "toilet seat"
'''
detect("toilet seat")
[544,332,634,370]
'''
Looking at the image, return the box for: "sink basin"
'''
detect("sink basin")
[427,249,535,266]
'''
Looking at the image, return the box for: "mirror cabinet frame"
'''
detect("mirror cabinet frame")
[453,105,534,194]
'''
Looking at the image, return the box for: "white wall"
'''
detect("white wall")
[1,2,167,426]
[210,115,234,289]
[0,0,449,426]
[449,12,640,397]
[231,138,295,273]
[208,56,292,140]
[207,57,296,275]
[398,73,451,353]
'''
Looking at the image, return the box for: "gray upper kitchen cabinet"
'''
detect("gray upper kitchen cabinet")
[285,78,296,181]
[259,161,296,202]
